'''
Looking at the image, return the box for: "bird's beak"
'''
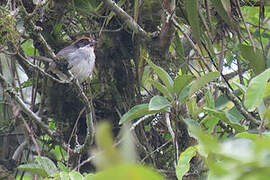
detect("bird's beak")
[90,40,98,46]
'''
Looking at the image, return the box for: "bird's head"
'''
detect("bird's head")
[73,37,97,49]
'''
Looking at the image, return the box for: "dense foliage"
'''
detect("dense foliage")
[0,0,270,180]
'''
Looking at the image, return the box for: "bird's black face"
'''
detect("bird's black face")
[74,38,97,48]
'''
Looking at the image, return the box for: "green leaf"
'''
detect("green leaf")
[57,161,69,172]
[21,39,39,56]
[173,75,194,95]
[245,68,270,109]
[146,59,174,90]
[35,156,58,176]
[149,95,171,111]
[176,146,197,180]
[204,107,245,132]
[178,83,192,104]
[88,164,164,180]
[264,82,270,98]
[238,44,265,75]
[226,106,244,124]
[200,115,219,133]
[69,171,83,180]
[189,72,220,97]
[17,163,48,177]
[119,104,169,124]
[215,89,242,108]
[185,0,200,44]
[148,80,174,101]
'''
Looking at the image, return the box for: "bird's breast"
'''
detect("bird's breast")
[70,49,95,82]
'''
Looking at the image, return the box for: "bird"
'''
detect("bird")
[31,37,97,82]
[56,37,97,82]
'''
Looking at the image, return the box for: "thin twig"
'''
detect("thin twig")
[21,116,41,156]
[236,0,256,52]
[17,53,69,84]
[67,107,85,165]
[165,113,178,167]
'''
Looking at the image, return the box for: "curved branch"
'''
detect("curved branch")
[102,0,149,39]
[215,83,260,125]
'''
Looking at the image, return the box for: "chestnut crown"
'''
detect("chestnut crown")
[73,37,97,48]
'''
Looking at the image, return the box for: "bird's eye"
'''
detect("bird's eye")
[75,39,90,48]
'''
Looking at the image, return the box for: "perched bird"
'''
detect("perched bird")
[56,37,97,82]
[32,37,97,82]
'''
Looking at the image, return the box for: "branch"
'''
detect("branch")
[214,83,260,125]
[19,3,56,58]
[102,0,149,39]
[158,0,176,53]
[17,53,69,84]
[0,73,73,153]
[72,79,95,154]
[0,74,55,136]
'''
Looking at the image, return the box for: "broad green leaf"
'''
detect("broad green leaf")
[238,44,265,75]
[185,0,200,44]
[204,107,245,132]
[189,72,220,97]
[176,146,197,180]
[149,95,171,111]
[245,68,270,109]
[17,163,48,177]
[215,89,242,108]
[264,82,270,98]
[21,39,39,56]
[173,75,194,95]
[146,59,174,90]
[119,104,169,124]
[88,164,164,180]
[200,115,219,133]
[119,104,149,124]
[178,83,192,104]
[69,170,83,180]
[226,106,244,124]
[148,80,173,101]
[35,156,58,176]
